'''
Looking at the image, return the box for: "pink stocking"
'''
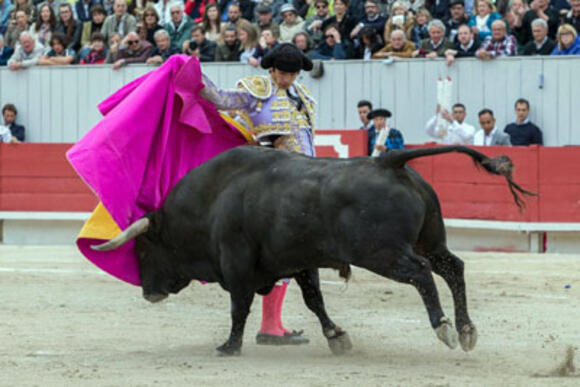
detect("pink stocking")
[259,284,285,336]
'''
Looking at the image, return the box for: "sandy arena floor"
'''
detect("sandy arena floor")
[1,246,579,386]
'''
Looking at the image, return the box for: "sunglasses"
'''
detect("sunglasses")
[127,40,139,45]
[325,34,334,39]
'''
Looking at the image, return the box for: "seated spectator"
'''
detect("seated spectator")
[445,0,469,43]
[105,32,121,63]
[237,20,258,63]
[38,33,74,65]
[0,0,13,35]
[55,3,81,51]
[444,24,480,64]
[201,3,225,43]
[412,19,453,58]
[101,0,136,42]
[144,29,178,65]
[164,4,194,51]
[321,0,356,49]
[425,103,475,144]
[551,23,580,55]
[293,30,314,57]
[223,2,248,29]
[141,6,162,47]
[373,29,415,58]
[383,1,414,44]
[561,0,580,33]
[7,31,43,70]
[154,0,182,26]
[75,0,101,23]
[312,24,347,60]
[250,27,279,66]
[2,103,24,142]
[354,25,383,59]
[0,33,14,65]
[512,0,559,47]
[305,0,332,47]
[473,108,511,146]
[367,108,404,156]
[80,5,106,49]
[279,3,305,43]
[350,0,387,40]
[505,0,529,47]
[215,25,241,61]
[183,25,216,62]
[411,7,431,47]
[357,99,373,130]
[254,5,280,38]
[79,31,107,64]
[29,4,56,47]
[503,98,543,145]
[468,0,500,42]
[5,9,28,48]
[112,31,153,69]
[522,18,556,55]
[11,0,36,28]
[476,20,517,59]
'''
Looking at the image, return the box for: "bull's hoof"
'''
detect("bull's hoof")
[215,342,241,357]
[459,323,478,352]
[326,329,353,356]
[435,318,458,350]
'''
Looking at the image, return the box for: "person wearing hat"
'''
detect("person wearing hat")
[305,0,332,46]
[279,3,305,43]
[367,109,404,156]
[254,4,280,38]
[445,0,469,43]
[200,43,316,345]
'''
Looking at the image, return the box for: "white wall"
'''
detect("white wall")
[1,56,579,145]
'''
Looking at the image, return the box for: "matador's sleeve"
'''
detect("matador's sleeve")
[200,73,259,112]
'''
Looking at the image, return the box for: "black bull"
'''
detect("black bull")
[93,145,533,356]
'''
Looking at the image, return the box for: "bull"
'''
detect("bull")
[93,145,533,356]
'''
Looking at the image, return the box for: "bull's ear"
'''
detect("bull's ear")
[143,211,164,237]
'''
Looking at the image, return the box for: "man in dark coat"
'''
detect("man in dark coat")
[2,103,25,142]
[521,18,556,55]
[503,99,543,145]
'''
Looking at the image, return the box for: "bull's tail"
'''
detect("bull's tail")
[378,146,537,209]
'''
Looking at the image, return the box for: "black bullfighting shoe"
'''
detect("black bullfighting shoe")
[256,330,310,346]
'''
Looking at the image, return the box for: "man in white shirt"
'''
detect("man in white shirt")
[425,103,475,144]
[473,108,511,146]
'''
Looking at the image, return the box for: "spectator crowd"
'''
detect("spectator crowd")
[1,0,579,70]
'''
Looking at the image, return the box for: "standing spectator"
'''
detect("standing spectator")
[367,108,405,156]
[445,0,469,43]
[101,0,136,42]
[250,27,278,65]
[5,8,27,47]
[7,31,43,69]
[412,19,453,57]
[164,4,194,51]
[383,1,414,44]
[79,31,107,64]
[322,0,356,46]
[357,99,373,130]
[0,0,13,35]
[29,4,56,47]
[503,99,543,146]
[305,0,332,46]
[140,6,162,46]
[38,32,74,65]
[0,33,14,65]
[411,7,431,47]
[154,0,181,26]
[237,19,258,63]
[146,29,179,64]
[184,0,211,24]
[112,30,152,69]
[75,0,101,23]
[354,25,383,58]
[80,5,106,49]
[444,24,480,64]
[55,3,81,51]
[468,0,501,42]
[373,29,415,58]
[522,18,556,55]
[551,23,580,54]
[279,3,304,43]
[476,20,517,58]
[512,0,559,46]
[561,0,580,33]
[183,25,216,62]
[425,103,476,144]
[473,108,511,146]
[201,3,224,42]
[312,23,347,59]
[2,103,24,142]
[215,25,241,61]
[254,5,280,37]
[293,30,314,56]
[349,0,387,40]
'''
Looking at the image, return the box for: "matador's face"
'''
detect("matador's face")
[271,69,299,90]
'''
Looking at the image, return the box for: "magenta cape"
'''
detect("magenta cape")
[67,55,249,286]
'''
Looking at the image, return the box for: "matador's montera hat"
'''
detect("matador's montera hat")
[261,43,313,73]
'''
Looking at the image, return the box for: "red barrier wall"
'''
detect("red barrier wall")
[1,136,579,223]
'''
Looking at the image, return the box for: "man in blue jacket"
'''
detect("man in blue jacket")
[503,98,543,146]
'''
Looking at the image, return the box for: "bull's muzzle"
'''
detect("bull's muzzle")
[143,293,168,303]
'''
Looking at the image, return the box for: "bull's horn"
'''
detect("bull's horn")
[90,218,150,251]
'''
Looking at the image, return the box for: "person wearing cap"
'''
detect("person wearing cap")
[367,109,404,156]
[445,0,469,43]
[279,3,305,43]
[254,4,280,38]
[200,43,317,346]
[305,0,332,46]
